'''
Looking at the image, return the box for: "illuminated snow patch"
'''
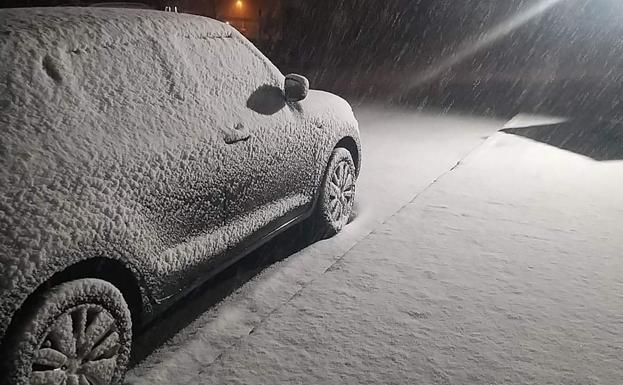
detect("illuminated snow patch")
[503,113,569,129]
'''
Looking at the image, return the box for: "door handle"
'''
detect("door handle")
[224,123,251,144]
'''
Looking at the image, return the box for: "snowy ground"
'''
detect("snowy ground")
[126,106,622,384]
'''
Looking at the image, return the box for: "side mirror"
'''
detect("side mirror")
[284,74,309,102]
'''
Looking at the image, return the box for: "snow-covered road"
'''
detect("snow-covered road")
[126,106,622,384]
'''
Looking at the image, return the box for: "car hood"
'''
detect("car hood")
[303,90,358,129]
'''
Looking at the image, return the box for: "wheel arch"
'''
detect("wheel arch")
[44,258,145,327]
[0,257,146,379]
[335,136,361,176]
[4,257,145,342]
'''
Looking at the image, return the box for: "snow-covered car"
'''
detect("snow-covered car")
[88,2,157,9]
[0,8,360,385]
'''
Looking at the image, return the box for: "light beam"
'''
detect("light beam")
[406,0,566,90]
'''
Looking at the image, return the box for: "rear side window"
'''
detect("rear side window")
[68,40,176,113]
[61,38,195,153]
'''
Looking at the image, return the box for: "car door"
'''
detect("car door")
[150,32,321,300]
[179,35,320,233]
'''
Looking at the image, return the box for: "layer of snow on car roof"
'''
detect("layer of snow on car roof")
[0,7,232,51]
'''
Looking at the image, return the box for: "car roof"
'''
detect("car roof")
[0,7,233,51]
[88,3,157,9]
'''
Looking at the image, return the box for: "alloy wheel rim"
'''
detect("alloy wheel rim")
[31,304,120,385]
[328,160,355,226]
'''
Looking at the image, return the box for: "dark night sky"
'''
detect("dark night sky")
[275,0,623,117]
[282,0,623,73]
[2,0,622,116]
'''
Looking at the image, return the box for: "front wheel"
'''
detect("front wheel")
[2,278,132,385]
[314,147,357,238]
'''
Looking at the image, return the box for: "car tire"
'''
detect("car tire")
[2,278,132,385]
[315,147,357,238]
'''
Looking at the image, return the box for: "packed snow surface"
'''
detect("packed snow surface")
[128,107,622,384]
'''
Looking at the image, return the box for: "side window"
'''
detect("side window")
[67,37,237,144]
[68,40,176,115]
[178,36,285,122]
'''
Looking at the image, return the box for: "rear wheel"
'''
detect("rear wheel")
[2,279,132,385]
[315,147,357,238]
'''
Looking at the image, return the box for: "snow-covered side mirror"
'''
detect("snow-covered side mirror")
[284,74,309,102]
